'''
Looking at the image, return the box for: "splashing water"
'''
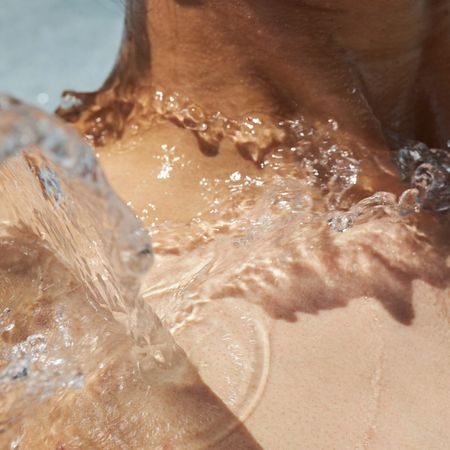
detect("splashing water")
[397,142,450,212]
[0,95,172,368]
[57,85,448,215]
[4,83,448,448]
[57,85,448,364]
[76,88,449,427]
[0,97,256,449]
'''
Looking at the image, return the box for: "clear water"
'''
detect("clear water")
[0,89,448,448]
[0,97,253,448]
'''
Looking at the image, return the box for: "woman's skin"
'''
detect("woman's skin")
[50,0,450,448]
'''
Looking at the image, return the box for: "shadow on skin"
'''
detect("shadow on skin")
[211,214,450,326]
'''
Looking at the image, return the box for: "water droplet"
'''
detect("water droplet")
[328,213,354,232]
[37,93,49,105]
[230,171,242,182]
[153,350,166,364]
[37,166,64,206]
[328,119,339,131]
[10,437,20,449]
[59,93,83,110]
[179,105,207,131]
[398,188,421,216]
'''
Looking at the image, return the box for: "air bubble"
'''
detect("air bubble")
[179,105,207,131]
[59,93,83,110]
[328,213,354,232]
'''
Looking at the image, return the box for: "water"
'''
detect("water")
[0,97,255,448]
[1,88,448,447]
[58,85,449,214]
[397,142,450,212]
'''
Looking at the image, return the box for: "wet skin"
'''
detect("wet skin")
[54,0,450,448]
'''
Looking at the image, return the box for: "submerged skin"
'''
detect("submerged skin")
[20,0,450,448]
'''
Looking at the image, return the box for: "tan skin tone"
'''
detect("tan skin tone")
[11,0,450,448]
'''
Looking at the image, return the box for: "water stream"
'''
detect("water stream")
[0,97,245,449]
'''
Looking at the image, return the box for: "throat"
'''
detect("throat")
[60,0,425,148]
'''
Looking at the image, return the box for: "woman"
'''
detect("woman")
[3,0,450,448]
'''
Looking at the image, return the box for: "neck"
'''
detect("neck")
[61,0,429,158]
[146,0,375,131]
[114,3,347,127]
[118,0,429,146]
